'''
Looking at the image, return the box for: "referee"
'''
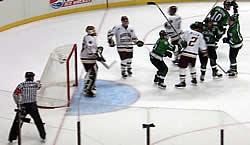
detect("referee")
[8,72,46,143]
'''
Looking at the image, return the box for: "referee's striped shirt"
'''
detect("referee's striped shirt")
[13,81,41,104]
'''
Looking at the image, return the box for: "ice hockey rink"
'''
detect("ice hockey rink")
[1,1,250,145]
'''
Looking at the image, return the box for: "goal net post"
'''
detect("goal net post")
[37,44,78,109]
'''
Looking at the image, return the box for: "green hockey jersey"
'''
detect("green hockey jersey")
[227,14,243,48]
[150,38,174,61]
[209,6,230,26]
[202,26,220,47]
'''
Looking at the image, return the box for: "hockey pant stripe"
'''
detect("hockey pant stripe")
[179,68,186,82]
[121,58,132,71]
[211,65,217,69]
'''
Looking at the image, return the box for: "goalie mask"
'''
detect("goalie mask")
[86,26,96,36]
[168,6,177,16]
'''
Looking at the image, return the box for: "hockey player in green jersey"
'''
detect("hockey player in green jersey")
[199,19,222,81]
[206,0,231,39]
[150,30,174,89]
[223,6,243,77]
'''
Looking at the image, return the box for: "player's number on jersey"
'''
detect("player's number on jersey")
[211,11,222,22]
[188,37,198,46]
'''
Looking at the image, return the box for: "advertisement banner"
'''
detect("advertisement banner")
[50,0,92,9]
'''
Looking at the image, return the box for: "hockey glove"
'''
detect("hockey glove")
[97,46,104,53]
[108,39,115,47]
[136,40,144,47]
[164,51,172,58]
[231,1,238,9]
[233,7,238,14]
[96,53,106,62]
[223,37,229,43]
[97,56,106,62]
[180,40,187,48]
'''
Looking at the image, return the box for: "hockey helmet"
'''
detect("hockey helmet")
[121,16,129,22]
[168,6,177,15]
[223,0,231,9]
[204,18,213,27]
[190,21,203,30]
[159,30,168,38]
[223,0,231,6]
[86,26,96,35]
[25,72,35,79]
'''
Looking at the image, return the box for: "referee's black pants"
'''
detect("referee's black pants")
[8,102,46,141]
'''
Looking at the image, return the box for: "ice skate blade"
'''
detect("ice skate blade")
[158,86,166,89]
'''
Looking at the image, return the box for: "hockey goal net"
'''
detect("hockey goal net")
[37,44,78,109]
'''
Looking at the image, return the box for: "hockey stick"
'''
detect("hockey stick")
[203,0,220,21]
[217,63,227,74]
[96,46,116,69]
[99,60,117,69]
[116,43,155,46]
[147,2,184,41]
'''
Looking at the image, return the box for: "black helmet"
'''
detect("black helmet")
[159,30,168,38]
[190,21,203,30]
[25,72,35,79]
[168,6,177,15]
[223,0,231,7]
[121,16,129,22]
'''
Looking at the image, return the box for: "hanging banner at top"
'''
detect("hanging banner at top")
[50,0,92,9]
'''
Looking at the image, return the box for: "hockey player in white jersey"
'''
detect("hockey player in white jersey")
[175,22,208,88]
[107,16,144,78]
[81,26,105,97]
[164,6,182,65]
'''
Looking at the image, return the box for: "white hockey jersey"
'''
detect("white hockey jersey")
[164,14,182,38]
[181,29,207,58]
[107,25,138,52]
[80,35,98,63]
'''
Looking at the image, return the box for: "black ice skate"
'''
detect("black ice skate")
[158,82,166,89]
[191,78,197,85]
[84,90,96,97]
[228,71,238,77]
[227,69,233,74]
[175,81,186,88]
[153,75,159,84]
[121,71,128,79]
[127,68,132,77]
[200,74,205,82]
[212,70,223,78]
[157,78,166,89]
